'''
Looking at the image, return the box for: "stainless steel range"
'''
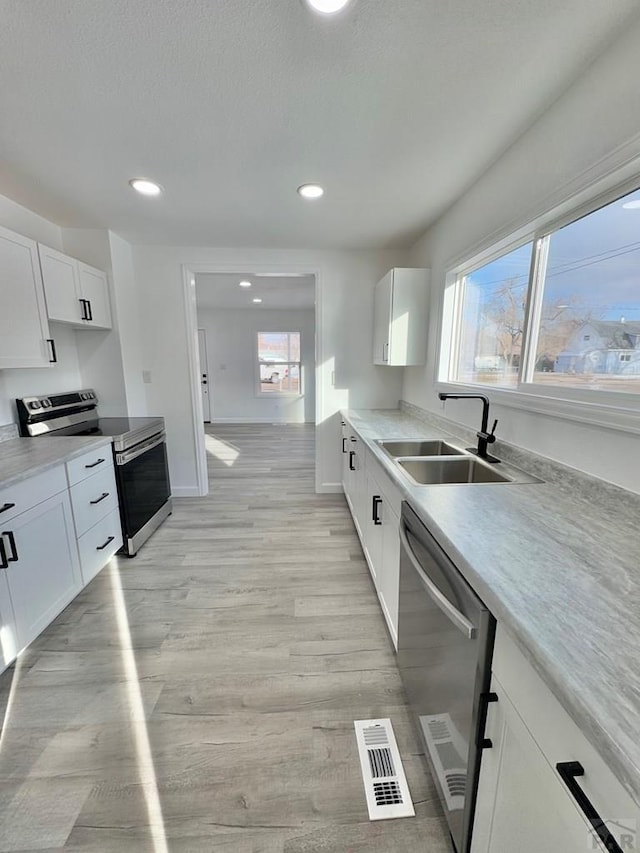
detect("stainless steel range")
[16,390,172,556]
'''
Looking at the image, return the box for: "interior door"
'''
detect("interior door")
[198,328,211,422]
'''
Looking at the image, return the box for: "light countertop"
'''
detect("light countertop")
[0,435,113,491]
[343,407,640,808]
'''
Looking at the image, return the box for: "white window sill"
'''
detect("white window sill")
[435,381,640,436]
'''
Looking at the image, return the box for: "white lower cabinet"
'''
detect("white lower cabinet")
[1,489,81,654]
[472,625,637,853]
[77,509,122,585]
[343,432,366,538]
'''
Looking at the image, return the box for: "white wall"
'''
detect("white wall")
[132,246,408,495]
[198,307,315,423]
[404,15,640,494]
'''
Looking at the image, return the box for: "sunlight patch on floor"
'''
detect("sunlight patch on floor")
[109,561,169,853]
[205,433,240,466]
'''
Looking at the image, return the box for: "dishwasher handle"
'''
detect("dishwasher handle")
[399,522,476,640]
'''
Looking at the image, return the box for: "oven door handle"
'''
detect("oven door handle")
[399,522,476,640]
[116,432,166,465]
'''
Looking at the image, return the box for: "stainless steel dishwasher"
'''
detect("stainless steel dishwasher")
[397,502,496,853]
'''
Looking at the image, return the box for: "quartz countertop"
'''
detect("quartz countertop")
[343,407,640,808]
[0,435,113,490]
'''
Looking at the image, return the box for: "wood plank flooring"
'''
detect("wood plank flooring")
[0,424,451,852]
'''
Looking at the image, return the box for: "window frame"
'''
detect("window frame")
[437,170,640,436]
[255,330,303,398]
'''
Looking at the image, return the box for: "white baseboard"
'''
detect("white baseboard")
[316,482,344,494]
[172,486,202,498]
[211,417,314,424]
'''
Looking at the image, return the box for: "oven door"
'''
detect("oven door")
[115,433,171,539]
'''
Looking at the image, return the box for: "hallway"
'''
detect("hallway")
[0,424,448,852]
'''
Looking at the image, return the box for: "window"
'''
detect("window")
[257,332,301,395]
[443,183,640,400]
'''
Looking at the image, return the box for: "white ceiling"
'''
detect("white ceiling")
[195,273,315,310]
[0,0,638,249]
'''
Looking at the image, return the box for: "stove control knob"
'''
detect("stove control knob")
[29,401,42,410]
[41,399,52,408]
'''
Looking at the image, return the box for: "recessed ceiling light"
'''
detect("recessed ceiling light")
[305,0,351,14]
[622,200,640,210]
[239,280,252,288]
[297,184,324,199]
[252,298,262,303]
[129,178,163,197]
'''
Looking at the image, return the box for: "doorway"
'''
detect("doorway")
[186,270,318,493]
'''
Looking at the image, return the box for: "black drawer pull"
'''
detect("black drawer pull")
[2,531,18,562]
[349,450,356,471]
[85,458,105,469]
[96,536,115,551]
[0,503,15,515]
[0,538,7,570]
[556,761,623,853]
[342,437,347,453]
[90,492,110,505]
[372,495,382,525]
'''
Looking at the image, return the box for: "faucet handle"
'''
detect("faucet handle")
[487,419,498,443]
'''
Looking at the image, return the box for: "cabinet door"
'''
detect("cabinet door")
[387,268,428,366]
[0,226,50,368]
[379,500,400,646]
[0,570,18,672]
[38,244,83,324]
[78,262,112,329]
[363,470,383,583]
[340,423,350,493]
[373,271,393,364]
[472,678,607,853]
[2,491,82,653]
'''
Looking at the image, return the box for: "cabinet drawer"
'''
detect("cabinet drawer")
[0,465,67,525]
[492,624,638,839]
[70,465,119,537]
[66,445,113,486]
[77,509,122,585]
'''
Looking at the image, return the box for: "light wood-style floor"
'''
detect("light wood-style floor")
[0,424,450,852]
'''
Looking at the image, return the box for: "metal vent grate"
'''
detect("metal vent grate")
[354,718,415,821]
[368,747,395,779]
[373,780,403,805]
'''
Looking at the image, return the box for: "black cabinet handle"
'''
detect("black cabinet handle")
[340,420,345,426]
[556,762,623,853]
[79,298,88,320]
[85,458,105,469]
[0,503,15,515]
[349,451,356,471]
[96,536,115,551]
[476,691,499,749]
[342,437,347,453]
[372,495,382,525]
[47,338,57,363]
[2,531,18,562]
[0,538,7,570]
[86,300,93,321]
[90,492,109,505]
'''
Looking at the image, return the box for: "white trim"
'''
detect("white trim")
[435,381,640,436]
[316,482,343,494]
[181,266,209,497]
[182,262,321,494]
[212,417,314,424]
[171,485,202,498]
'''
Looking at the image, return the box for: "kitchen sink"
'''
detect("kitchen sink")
[377,439,465,458]
[398,457,512,485]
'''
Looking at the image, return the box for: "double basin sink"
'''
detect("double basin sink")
[376,439,539,486]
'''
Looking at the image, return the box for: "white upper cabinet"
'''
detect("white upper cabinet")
[372,267,429,366]
[0,225,51,369]
[39,244,112,329]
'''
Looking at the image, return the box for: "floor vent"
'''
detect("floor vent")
[354,718,415,820]
[419,713,467,812]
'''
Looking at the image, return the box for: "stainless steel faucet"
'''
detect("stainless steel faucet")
[438,393,500,463]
